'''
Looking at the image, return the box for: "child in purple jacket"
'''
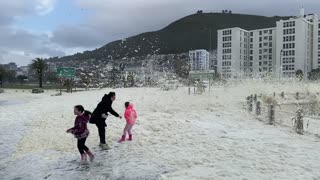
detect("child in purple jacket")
[67,105,94,162]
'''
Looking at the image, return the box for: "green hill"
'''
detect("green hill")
[49,13,289,62]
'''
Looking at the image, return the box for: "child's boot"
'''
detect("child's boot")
[81,154,87,163]
[118,135,126,143]
[86,150,95,162]
[128,134,133,141]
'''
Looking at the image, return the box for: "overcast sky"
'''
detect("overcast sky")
[1,0,319,66]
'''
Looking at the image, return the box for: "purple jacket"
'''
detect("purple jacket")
[70,114,90,139]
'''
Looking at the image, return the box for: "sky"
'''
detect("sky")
[1,0,320,66]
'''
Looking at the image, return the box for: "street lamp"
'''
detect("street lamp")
[279,49,284,80]
[202,27,212,51]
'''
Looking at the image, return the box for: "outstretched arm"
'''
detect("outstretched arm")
[108,106,120,117]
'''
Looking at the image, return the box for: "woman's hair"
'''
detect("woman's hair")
[74,105,92,116]
[108,92,116,97]
[125,102,130,108]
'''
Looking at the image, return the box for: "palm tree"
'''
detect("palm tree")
[30,58,48,88]
[295,69,304,81]
[0,65,6,87]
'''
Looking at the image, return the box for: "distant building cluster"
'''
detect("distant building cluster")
[217,8,320,79]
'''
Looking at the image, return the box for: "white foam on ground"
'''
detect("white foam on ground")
[1,81,320,179]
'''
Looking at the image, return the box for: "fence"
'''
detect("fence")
[246,91,320,135]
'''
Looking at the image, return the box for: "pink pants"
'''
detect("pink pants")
[123,123,134,136]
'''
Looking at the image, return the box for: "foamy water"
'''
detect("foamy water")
[1,81,320,179]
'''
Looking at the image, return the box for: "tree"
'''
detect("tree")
[0,65,6,87]
[174,58,190,79]
[6,70,17,83]
[308,68,320,81]
[30,58,48,88]
[63,78,73,93]
[295,69,303,81]
[122,75,127,88]
[46,72,59,84]
[109,67,121,88]
[80,74,91,91]
[127,73,135,87]
[17,75,28,85]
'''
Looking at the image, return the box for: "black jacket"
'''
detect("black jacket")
[90,94,119,124]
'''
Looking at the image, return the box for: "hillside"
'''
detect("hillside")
[48,13,290,62]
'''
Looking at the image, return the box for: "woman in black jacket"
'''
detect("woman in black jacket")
[90,92,122,149]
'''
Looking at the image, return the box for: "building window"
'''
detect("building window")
[269,42,272,47]
[283,36,295,42]
[222,49,232,54]
[264,36,268,40]
[223,30,232,35]
[250,44,253,48]
[259,43,262,48]
[259,37,262,42]
[223,42,232,48]
[250,56,253,60]
[269,55,272,59]
[259,31,262,35]
[264,30,268,34]
[269,49,272,53]
[269,30,273,34]
[250,50,253,54]
[283,29,295,35]
[223,36,232,42]
[250,32,253,36]
[250,38,253,42]
[269,36,272,41]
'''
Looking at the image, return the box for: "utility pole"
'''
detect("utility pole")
[279,49,283,80]
[209,27,212,51]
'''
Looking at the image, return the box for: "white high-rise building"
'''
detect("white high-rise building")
[276,14,318,79]
[217,9,320,79]
[217,28,250,78]
[189,49,210,71]
[248,28,277,77]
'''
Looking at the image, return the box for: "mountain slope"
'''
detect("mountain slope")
[49,13,289,62]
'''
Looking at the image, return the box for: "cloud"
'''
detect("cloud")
[2,0,320,66]
[50,25,108,48]
[0,0,61,65]
[35,0,56,15]
[0,26,65,65]
[64,0,320,49]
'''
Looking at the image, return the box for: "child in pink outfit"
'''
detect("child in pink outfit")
[118,102,137,142]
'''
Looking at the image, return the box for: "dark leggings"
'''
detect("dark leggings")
[96,123,106,144]
[77,138,89,154]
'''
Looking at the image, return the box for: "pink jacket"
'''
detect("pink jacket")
[124,104,137,124]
